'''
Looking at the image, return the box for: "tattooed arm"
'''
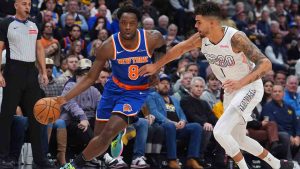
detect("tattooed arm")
[231,31,272,86]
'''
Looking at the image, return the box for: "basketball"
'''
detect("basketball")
[33,98,61,125]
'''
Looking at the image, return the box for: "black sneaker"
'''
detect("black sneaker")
[0,158,14,169]
[33,160,56,169]
[280,159,294,169]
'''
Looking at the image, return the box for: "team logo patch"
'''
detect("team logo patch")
[29,29,38,34]
[123,104,132,112]
[239,89,256,112]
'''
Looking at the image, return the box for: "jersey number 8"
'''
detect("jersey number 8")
[128,65,139,80]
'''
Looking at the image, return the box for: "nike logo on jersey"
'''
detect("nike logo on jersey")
[116,50,124,54]
[139,92,144,95]
[138,49,146,52]
[13,27,18,29]
[204,44,211,46]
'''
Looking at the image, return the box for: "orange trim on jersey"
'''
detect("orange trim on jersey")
[112,111,138,117]
[112,76,149,90]
[111,36,117,60]
[143,30,152,58]
[117,30,141,52]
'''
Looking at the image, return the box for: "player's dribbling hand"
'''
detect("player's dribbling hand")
[55,96,68,106]
[78,120,89,132]
[139,63,159,77]
[0,73,6,87]
[222,79,242,93]
[39,73,49,86]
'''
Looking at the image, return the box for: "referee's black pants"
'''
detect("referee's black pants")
[0,60,47,163]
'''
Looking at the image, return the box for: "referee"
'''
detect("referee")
[0,0,55,168]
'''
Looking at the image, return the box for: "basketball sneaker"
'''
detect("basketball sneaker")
[111,129,126,158]
[280,159,294,169]
[131,156,150,168]
[60,162,76,169]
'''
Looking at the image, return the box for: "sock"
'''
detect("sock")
[263,152,280,169]
[73,153,88,167]
[236,158,249,169]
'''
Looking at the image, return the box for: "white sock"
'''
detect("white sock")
[263,152,280,169]
[236,158,249,169]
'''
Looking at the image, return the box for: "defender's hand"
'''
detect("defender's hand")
[139,64,159,77]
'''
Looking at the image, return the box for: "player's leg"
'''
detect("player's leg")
[213,105,250,168]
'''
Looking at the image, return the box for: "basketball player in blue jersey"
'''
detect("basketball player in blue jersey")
[57,5,165,169]
[139,2,294,169]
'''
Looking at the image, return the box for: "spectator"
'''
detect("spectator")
[142,17,155,30]
[287,36,300,68]
[146,74,203,169]
[169,0,194,35]
[60,0,88,32]
[263,0,276,13]
[90,0,112,23]
[61,14,75,38]
[40,0,60,26]
[265,33,289,72]
[94,68,111,94]
[60,25,86,55]
[87,4,112,32]
[138,0,159,25]
[156,15,169,35]
[201,73,221,109]
[284,23,299,50]
[270,2,287,22]
[173,71,193,101]
[89,16,108,41]
[220,2,237,28]
[180,77,218,160]
[261,84,300,163]
[164,24,181,46]
[57,55,79,84]
[88,39,102,61]
[68,40,85,59]
[185,62,199,77]
[41,22,59,48]
[284,75,300,117]
[274,70,287,87]
[169,58,189,84]
[263,70,275,82]
[60,59,101,162]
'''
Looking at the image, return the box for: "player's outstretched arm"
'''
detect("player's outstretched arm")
[57,38,113,104]
[232,31,272,86]
[139,32,202,77]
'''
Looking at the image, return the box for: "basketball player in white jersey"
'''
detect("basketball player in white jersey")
[139,2,294,169]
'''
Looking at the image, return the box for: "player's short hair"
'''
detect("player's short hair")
[195,2,222,19]
[117,5,141,22]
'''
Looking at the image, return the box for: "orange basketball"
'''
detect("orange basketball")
[33,98,61,125]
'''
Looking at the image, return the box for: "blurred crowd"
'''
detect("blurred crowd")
[2,0,300,168]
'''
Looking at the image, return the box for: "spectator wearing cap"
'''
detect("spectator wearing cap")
[284,22,299,50]
[145,74,203,169]
[60,59,101,153]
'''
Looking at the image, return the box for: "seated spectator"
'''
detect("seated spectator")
[142,17,155,30]
[274,70,287,87]
[156,15,169,35]
[173,72,193,101]
[201,73,221,109]
[263,70,275,82]
[60,0,88,32]
[61,14,75,38]
[146,74,203,169]
[169,58,189,84]
[57,55,79,84]
[284,75,300,117]
[94,68,111,94]
[60,25,86,55]
[68,40,85,59]
[261,84,300,162]
[265,33,289,72]
[89,16,108,41]
[180,77,218,162]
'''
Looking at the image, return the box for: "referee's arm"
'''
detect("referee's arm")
[36,39,48,86]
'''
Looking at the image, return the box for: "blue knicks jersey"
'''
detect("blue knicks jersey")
[110,29,152,87]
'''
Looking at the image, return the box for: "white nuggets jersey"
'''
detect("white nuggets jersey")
[201,27,264,121]
[201,26,255,83]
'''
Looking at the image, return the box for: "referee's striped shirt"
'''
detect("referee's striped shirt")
[0,17,41,62]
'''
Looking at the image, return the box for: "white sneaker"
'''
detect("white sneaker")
[103,153,118,167]
[131,156,150,168]
[115,156,128,168]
